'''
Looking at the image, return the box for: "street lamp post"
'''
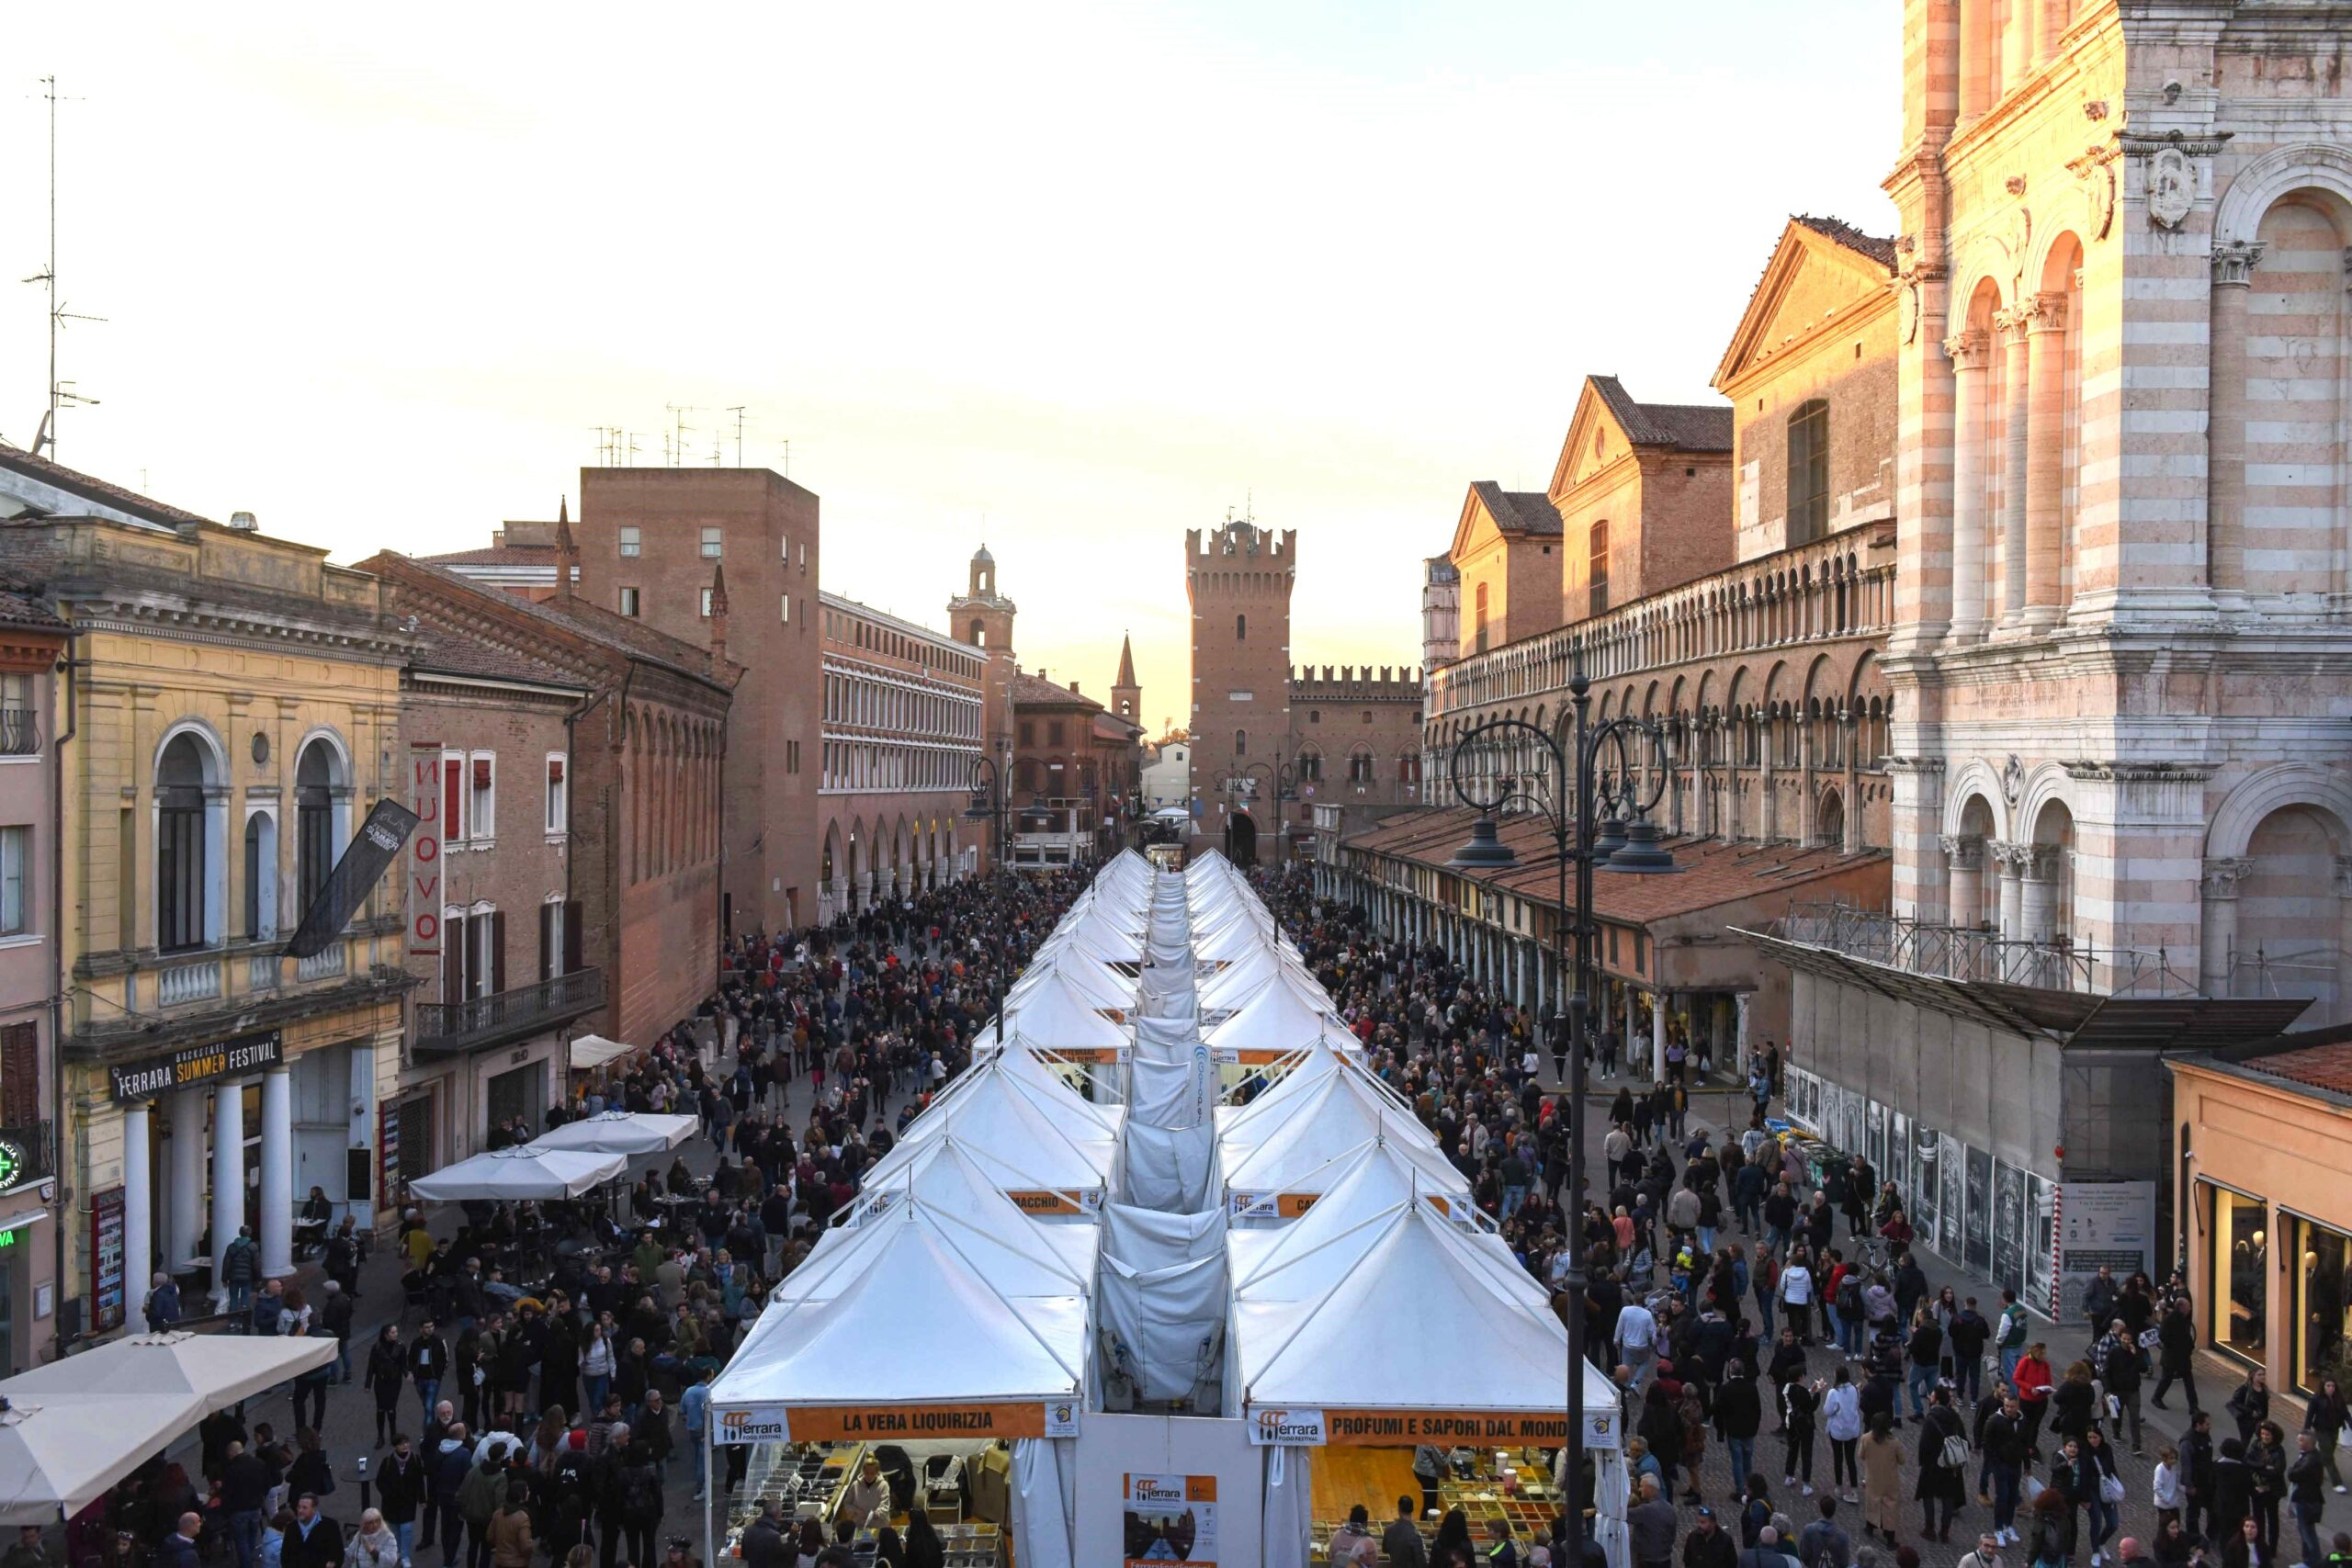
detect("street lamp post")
[1442,655,1675,1537]
[965,753,1009,878]
[1214,761,1276,865]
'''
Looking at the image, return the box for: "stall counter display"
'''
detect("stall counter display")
[1311,1447,1566,1559]
[721,1440,1003,1565]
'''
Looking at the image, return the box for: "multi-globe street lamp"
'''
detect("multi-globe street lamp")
[1442,656,1676,1535]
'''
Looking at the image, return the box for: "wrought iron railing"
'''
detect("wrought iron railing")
[1767,900,2198,998]
[0,709,37,756]
[0,1121,56,1194]
[413,967,605,1055]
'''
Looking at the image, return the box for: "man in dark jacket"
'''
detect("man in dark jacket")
[153,1515,202,1568]
[278,1496,344,1568]
[220,1441,272,1568]
[1382,1495,1429,1568]
[1714,1366,1764,1494]
[1680,1507,1736,1568]
[429,1423,473,1568]
[2154,1296,2200,1414]
[376,1436,426,1566]
[2290,1430,2329,1568]
[2098,1319,2145,1455]
[410,1323,450,1427]
[739,1499,788,1568]
[1627,1476,1679,1568]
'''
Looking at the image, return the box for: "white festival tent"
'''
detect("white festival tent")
[1221,1134,1482,1244]
[1002,959,1136,1025]
[840,1139,1101,1278]
[568,1033,633,1071]
[867,1060,1119,1203]
[407,1145,628,1201]
[0,1332,339,1524]
[529,1111,698,1156]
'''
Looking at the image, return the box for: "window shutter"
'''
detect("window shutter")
[538,903,555,984]
[0,1021,36,1126]
[563,899,584,974]
[472,758,492,790]
[445,915,468,1006]
[489,910,507,996]
[444,763,462,845]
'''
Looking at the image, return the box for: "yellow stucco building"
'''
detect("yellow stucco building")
[0,450,411,1335]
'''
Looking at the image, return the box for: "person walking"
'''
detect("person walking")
[365,1327,408,1448]
[2153,1296,2200,1415]
[1824,1368,1864,1505]
[2289,1429,2329,1568]
[410,1322,450,1429]
[485,1487,533,1568]
[343,1511,400,1568]
[2304,1376,2348,1495]
[376,1436,424,1568]
[1860,1413,1904,1548]
[2230,1369,2273,1450]
[1916,1386,1969,1545]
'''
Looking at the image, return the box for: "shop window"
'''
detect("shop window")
[2298,1216,2352,1393]
[2211,1185,2269,1364]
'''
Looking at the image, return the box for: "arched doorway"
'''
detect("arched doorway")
[1226,810,1258,866]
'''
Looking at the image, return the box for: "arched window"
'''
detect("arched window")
[1235,728,1248,756]
[1348,749,1375,785]
[157,734,210,952]
[1588,523,1611,616]
[1236,613,1247,641]
[1297,750,1323,783]
[1787,399,1829,545]
[296,739,343,912]
[968,620,985,647]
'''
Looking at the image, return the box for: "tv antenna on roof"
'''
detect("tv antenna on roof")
[726,406,747,467]
[25,75,106,461]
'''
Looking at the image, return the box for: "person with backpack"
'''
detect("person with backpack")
[221,1228,261,1315]
[614,1439,663,1568]
[1996,1289,2030,1391]
[458,1445,506,1568]
[1833,1269,1867,1359]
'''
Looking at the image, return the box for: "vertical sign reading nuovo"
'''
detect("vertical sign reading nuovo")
[409,744,441,960]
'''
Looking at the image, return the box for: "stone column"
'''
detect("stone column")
[211,1078,244,1307]
[2018,846,2060,943]
[1946,329,1992,644]
[167,1084,208,1270]
[2024,293,2069,624]
[1652,991,1669,1083]
[2210,242,2263,604]
[1957,0,1985,123]
[259,1066,294,1279]
[1997,307,2033,626]
[1517,940,1534,1010]
[2199,857,2255,997]
[1992,840,2028,942]
[1943,834,1985,928]
[1841,712,1863,852]
[123,1100,153,1330]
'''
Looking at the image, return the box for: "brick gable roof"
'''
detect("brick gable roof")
[1587,376,1734,453]
[1469,481,1563,537]
[1011,670,1105,711]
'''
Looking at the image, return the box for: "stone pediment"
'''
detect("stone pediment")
[1713,217,1898,392]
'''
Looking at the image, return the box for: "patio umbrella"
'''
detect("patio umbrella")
[0,1330,335,1420]
[408,1145,628,1201]
[0,1393,205,1524]
[530,1111,697,1156]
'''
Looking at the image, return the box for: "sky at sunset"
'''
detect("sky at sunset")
[6,4,1897,729]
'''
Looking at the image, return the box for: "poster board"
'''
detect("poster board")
[1124,1474,1216,1566]
[2055,1180,2156,1325]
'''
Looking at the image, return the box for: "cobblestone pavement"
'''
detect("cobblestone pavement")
[129,1024,2336,1568]
[1559,1085,2331,1567]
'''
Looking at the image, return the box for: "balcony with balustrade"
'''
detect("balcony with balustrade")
[68,918,413,1059]
[410,966,605,1059]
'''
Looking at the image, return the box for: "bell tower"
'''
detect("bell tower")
[1185,519,1296,863]
[948,544,1019,826]
[1111,632,1141,726]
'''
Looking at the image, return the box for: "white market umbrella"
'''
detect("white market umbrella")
[408,1145,627,1201]
[0,1393,205,1525]
[0,1330,335,1419]
[531,1111,697,1156]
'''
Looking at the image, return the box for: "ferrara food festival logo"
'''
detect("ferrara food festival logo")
[1250,1406,1326,1445]
[719,1409,787,1444]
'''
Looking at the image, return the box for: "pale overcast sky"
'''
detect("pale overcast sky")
[6,4,1897,731]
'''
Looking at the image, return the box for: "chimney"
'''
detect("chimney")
[554,497,576,600]
[708,562,729,661]
[1070,680,1081,695]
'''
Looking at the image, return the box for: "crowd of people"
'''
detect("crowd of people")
[36,854,2352,1568]
[44,869,1097,1568]
[1271,872,2352,1568]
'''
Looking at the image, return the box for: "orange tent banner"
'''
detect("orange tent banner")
[1319,1409,1570,1447]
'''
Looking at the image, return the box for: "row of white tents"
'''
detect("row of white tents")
[705,850,1627,1568]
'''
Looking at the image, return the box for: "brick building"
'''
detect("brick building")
[1006,669,1145,870]
[383,621,598,1169]
[1329,212,1905,1080]
[0,573,71,1373]
[567,469,820,942]
[815,592,986,919]
[362,552,738,1081]
[1182,519,1424,865]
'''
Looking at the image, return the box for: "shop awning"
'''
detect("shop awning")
[408,1145,628,1201]
[1,1329,336,1417]
[569,1033,633,1070]
[531,1111,697,1156]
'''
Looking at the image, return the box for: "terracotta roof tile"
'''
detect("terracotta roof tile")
[0,442,219,532]
[367,554,735,691]
[1012,670,1104,711]
[411,623,586,690]
[2238,1040,2352,1099]
[1589,377,1734,453]
[1792,213,1899,272]
[1470,480,1564,537]
[1344,806,1886,924]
